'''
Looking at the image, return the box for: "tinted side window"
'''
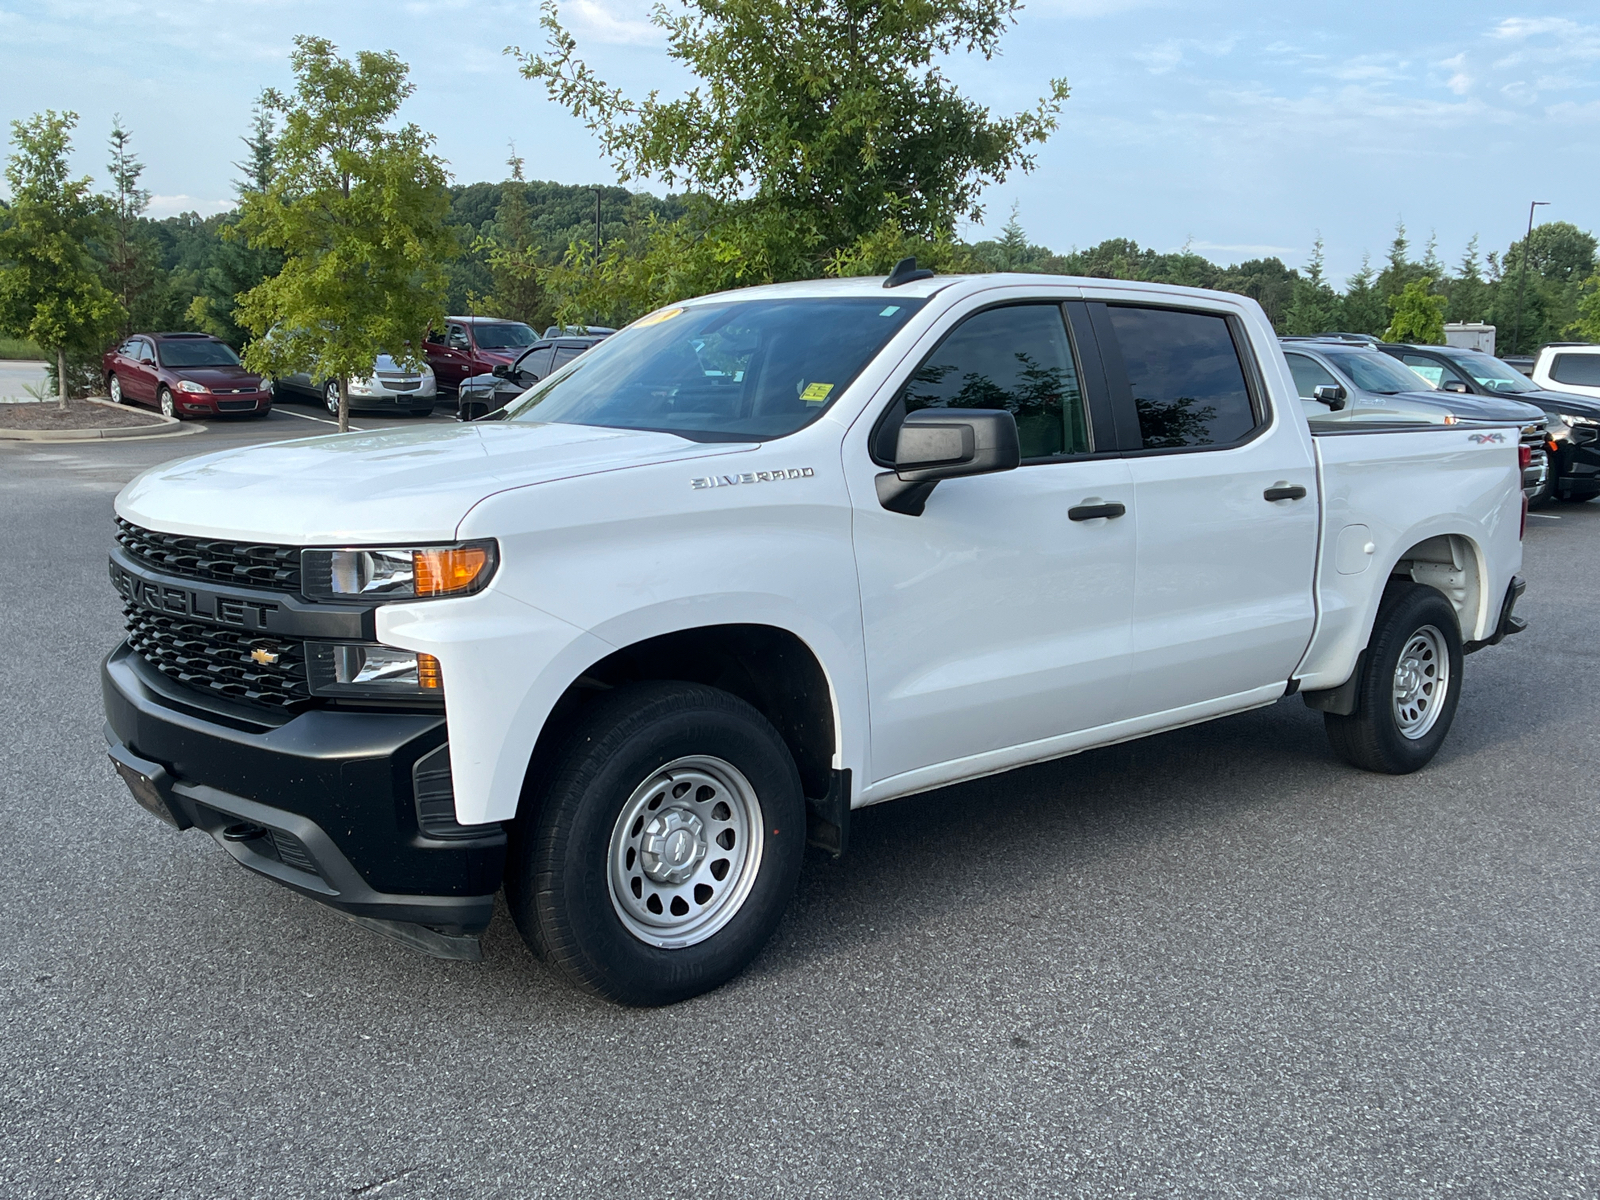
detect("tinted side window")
[1550,353,1600,387]
[448,325,471,350]
[551,345,584,370]
[519,346,555,378]
[1108,306,1258,450]
[890,304,1088,461]
[1285,352,1337,399]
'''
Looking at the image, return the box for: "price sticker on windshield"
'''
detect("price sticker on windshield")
[635,307,684,328]
[800,382,834,405]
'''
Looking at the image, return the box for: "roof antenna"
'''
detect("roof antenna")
[884,256,935,289]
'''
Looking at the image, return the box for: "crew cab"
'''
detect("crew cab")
[456,332,611,419]
[102,270,1528,1005]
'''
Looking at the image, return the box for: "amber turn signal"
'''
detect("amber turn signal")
[413,547,491,597]
[416,652,443,689]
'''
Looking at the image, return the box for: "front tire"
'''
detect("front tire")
[323,381,342,417]
[1324,582,1464,774]
[158,387,177,419]
[507,682,805,1005]
[108,375,125,405]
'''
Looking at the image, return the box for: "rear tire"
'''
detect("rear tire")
[1324,582,1464,774]
[507,682,805,1006]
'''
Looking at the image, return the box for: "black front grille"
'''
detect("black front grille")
[124,604,312,708]
[216,399,258,411]
[116,518,301,593]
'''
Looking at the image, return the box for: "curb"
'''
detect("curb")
[0,396,185,442]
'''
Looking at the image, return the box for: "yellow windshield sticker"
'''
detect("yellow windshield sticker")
[800,382,834,404]
[635,306,684,328]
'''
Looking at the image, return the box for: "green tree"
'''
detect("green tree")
[1376,219,1422,302]
[1284,235,1338,335]
[1337,255,1386,336]
[513,0,1069,319]
[1445,234,1490,325]
[471,146,549,326]
[1384,276,1447,344]
[0,111,123,409]
[234,37,457,430]
[105,115,168,336]
[185,108,284,346]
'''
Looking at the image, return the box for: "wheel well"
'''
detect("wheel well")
[1389,534,1482,637]
[523,624,837,808]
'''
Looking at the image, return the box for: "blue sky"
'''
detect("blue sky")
[1,1,1595,284]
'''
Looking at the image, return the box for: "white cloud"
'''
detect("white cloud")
[568,0,660,45]
[1189,240,1300,257]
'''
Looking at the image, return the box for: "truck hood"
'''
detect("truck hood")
[116,422,750,543]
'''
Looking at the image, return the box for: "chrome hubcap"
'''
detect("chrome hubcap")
[326,384,340,414]
[110,377,122,403]
[1392,624,1449,740]
[607,755,762,949]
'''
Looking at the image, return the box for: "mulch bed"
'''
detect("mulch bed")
[0,400,166,430]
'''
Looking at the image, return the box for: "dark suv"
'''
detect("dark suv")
[1379,343,1600,503]
[456,333,611,419]
[103,333,272,419]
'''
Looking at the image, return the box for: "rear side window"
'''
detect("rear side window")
[551,345,585,370]
[1107,306,1258,450]
[889,303,1088,461]
[519,346,555,378]
[1550,353,1600,388]
[1285,352,1338,399]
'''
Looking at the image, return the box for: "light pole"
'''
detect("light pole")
[1510,200,1550,355]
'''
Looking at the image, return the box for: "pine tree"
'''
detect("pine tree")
[1447,235,1489,325]
[1284,234,1338,336]
[105,116,162,336]
[1338,255,1387,336]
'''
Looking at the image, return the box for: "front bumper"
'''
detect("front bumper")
[102,643,505,957]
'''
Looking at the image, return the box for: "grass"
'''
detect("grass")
[0,336,45,360]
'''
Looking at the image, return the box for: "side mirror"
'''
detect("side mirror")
[1440,379,1470,394]
[875,409,1021,516]
[456,399,492,422]
[1312,384,1347,412]
[491,363,510,378]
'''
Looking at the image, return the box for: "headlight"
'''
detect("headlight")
[1559,413,1599,428]
[347,377,375,395]
[301,540,497,600]
[307,643,442,698]
[177,380,209,394]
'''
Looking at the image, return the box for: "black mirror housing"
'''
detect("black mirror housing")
[1312,383,1347,411]
[876,409,1021,515]
[491,363,510,378]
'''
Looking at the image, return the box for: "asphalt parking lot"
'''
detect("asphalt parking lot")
[1,412,1597,1199]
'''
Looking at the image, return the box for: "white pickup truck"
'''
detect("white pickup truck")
[103,268,1528,1004]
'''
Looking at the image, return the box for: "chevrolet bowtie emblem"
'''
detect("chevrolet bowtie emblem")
[250,645,280,666]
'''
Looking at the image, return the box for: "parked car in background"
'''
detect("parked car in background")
[103,333,272,420]
[1282,339,1550,499]
[1531,343,1600,398]
[1379,342,1600,504]
[1502,356,1536,377]
[456,331,612,419]
[423,317,540,397]
[275,355,438,418]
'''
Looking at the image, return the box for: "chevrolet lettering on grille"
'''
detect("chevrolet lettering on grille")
[109,561,279,630]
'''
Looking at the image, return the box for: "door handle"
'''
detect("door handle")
[1263,485,1307,502]
[1068,502,1127,521]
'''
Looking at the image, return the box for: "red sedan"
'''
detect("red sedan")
[104,332,272,419]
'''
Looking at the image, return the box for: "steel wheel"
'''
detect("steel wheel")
[324,381,341,416]
[109,375,124,404]
[606,755,764,949]
[1391,624,1449,740]
[158,389,175,419]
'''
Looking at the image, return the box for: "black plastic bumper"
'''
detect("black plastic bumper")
[1465,575,1528,654]
[102,643,505,956]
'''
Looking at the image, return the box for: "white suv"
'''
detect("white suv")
[1531,343,1600,400]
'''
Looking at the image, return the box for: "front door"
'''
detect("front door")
[1091,299,1319,715]
[432,324,474,390]
[852,300,1139,793]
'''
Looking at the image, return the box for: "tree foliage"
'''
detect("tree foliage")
[234,36,457,430]
[0,111,123,408]
[512,0,1069,319]
[1384,276,1447,344]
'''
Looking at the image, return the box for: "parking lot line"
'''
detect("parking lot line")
[276,409,366,431]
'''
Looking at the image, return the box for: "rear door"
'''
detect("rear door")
[1091,299,1318,715]
[432,324,474,390]
[130,338,159,403]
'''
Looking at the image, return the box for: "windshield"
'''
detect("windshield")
[1321,348,1435,394]
[158,340,241,368]
[471,323,537,349]
[1443,351,1539,393]
[503,297,926,440]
